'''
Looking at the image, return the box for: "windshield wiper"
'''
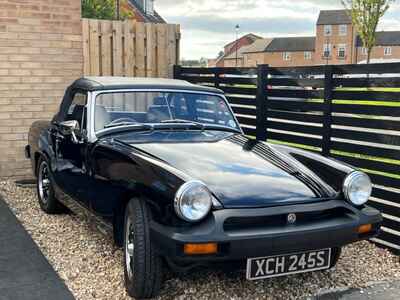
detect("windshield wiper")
[104,122,153,130]
[161,119,241,133]
[105,122,140,128]
[160,119,205,129]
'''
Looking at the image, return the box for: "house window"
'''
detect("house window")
[283,52,291,61]
[384,47,392,56]
[144,0,155,15]
[361,47,368,55]
[323,44,332,58]
[304,51,312,60]
[338,44,346,58]
[324,25,332,36]
[339,25,347,36]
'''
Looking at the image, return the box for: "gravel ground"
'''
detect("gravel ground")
[1,180,400,300]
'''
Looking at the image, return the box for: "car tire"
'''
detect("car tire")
[124,198,163,299]
[36,158,63,214]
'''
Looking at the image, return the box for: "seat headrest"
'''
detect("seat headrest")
[153,96,167,106]
[147,105,170,123]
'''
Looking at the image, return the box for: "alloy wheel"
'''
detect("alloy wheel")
[125,216,135,279]
[38,161,51,205]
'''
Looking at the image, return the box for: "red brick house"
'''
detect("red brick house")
[209,34,261,67]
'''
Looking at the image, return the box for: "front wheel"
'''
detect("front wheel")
[36,158,63,214]
[124,198,163,299]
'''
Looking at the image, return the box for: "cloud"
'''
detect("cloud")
[175,15,314,35]
[154,0,400,59]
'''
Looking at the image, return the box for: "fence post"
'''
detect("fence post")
[173,65,182,80]
[322,65,334,156]
[214,69,221,89]
[256,64,269,141]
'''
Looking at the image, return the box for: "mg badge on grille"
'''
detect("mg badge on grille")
[287,213,297,224]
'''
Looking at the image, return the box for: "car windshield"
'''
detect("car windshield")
[94,91,239,132]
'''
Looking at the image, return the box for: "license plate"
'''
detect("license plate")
[246,249,331,280]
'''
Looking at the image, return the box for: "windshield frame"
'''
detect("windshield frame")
[87,89,243,142]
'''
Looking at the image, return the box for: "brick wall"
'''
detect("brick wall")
[243,52,266,67]
[356,45,400,63]
[223,58,244,67]
[263,51,315,67]
[0,0,83,178]
[315,24,357,65]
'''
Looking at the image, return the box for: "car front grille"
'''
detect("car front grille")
[223,207,352,233]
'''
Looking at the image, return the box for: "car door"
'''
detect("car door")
[52,90,91,208]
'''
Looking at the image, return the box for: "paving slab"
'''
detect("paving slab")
[0,195,74,300]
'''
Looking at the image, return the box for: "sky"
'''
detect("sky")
[155,0,400,60]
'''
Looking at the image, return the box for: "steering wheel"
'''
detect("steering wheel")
[108,117,138,125]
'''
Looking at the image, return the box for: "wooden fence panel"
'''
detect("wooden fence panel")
[82,19,180,78]
[89,19,100,76]
[175,63,400,253]
[100,21,112,76]
[125,21,135,76]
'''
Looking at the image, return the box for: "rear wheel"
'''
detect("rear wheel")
[36,158,63,214]
[124,198,163,299]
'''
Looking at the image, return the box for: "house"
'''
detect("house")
[315,10,400,65]
[214,9,400,67]
[208,33,261,67]
[125,0,165,23]
[242,38,273,67]
[223,44,254,67]
[260,37,315,67]
[356,31,400,63]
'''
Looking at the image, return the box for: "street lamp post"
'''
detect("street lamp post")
[235,24,240,67]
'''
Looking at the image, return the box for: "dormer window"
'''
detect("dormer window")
[137,0,155,15]
[324,25,332,36]
[145,0,154,15]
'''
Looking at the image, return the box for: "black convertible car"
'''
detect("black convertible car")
[26,77,382,299]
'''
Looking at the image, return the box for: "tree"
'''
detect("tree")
[82,0,134,20]
[342,0,395,64]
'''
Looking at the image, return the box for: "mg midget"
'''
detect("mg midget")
[26,77,382,299]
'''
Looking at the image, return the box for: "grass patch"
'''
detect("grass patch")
[331,150,400,165]
[338,87,400,92]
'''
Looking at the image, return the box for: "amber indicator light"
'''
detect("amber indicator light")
[357,224,372,234]
[184,243,218,255]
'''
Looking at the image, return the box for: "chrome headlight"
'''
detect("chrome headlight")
[174,180,212,222]
[343,171,372,206]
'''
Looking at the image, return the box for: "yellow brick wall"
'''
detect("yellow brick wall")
[0,0,83,178]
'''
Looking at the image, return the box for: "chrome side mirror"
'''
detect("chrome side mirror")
[59,120,80,144]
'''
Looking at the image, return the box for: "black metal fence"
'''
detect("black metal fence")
[174,63,400,253]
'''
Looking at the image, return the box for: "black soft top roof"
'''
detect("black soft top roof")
[71,77,224,94]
